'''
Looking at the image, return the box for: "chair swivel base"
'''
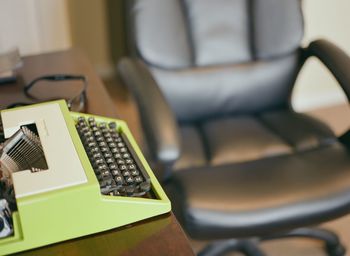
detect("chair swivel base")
[198,227,346,256]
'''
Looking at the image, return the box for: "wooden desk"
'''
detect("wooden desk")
[0,49,194,256]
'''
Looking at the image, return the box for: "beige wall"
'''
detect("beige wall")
[66,0,125,79]
[293,0,350,111]
[0,0,71,55]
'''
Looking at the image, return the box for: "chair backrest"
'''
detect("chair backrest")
[126,0,304,122]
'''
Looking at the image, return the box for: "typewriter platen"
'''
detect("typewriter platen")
[0,100,170,255]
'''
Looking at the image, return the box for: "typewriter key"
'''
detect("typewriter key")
[125,158,133,164]
[117,159,125,165]
[134,176,143,183]
[120,165,127,171]
[104,152,112,158]
[114,153,122,159]
[125,176,134,184]
[131,169,139,176]
[106,158,114,164]
[96,136,104,142]
[111,148,119,153]
[100,147,108,153]
[122,170,131,176]
[109,163,118,170]
[112,169,121,176]
[115,176,123,185]
[108,122,117,129]
[128,164,136,170]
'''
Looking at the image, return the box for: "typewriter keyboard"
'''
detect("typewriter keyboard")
[75,116,151,197]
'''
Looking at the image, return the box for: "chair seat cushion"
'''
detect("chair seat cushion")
[174,110,337,170]
[167,143,350,239]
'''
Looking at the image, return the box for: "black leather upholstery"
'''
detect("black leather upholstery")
[168,143,350,239]
[128,0,304,122]
[130,0,304,68]
[119,0,350,249]
[173,109,336,171]
[118,58,180,167]
[308,39,350,103]
[151,53,301,122]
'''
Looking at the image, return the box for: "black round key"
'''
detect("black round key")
[88,117,95,122]
[131,169,139,176]
[109,122,117,129]
[106,158,114,164]
[98,164,107,172]
[114,137,122,142]
[94,131,102,136]
[101,170,110,177]
[112,169,121,176]
[78,116,85,122]
[101,147,108,153]
[99,141,107,147]
[96,136,104,142]
[91,147,99,153]
[115,176,123,185]
[114,153,122,159]
[93,153,102,160]
[111,148,119,154]
[104,152,112,158]
[86,136,94,142]
[125,186,135,196]
[106,137,113,143]
[122,153,130,159]
[117,159,125,165]
[95,158,104,164]
[88,142,96,147]
[108,142,117,148]
[104,132,111,138]
[140,181,151,192]
[120,147,127,153]
[109,163,118,170]
[125,158,133,164]
[119,165,127,171]
[128,164,136,170]
[122,170,131,177]
[134,176,143,183]
[84,131,92,137]
[125,176,134,184]
[111,132,120,138]
[81,126,89,132]
[99,122,107,128]
[117,142,124,148]
[118,186,126,195]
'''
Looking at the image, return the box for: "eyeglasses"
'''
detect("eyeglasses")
[23,74,88,112]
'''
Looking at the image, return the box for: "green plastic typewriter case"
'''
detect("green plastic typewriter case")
[0,100,171,255]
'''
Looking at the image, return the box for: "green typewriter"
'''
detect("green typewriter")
[0,100,171,255]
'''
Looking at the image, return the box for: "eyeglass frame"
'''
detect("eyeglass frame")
[23,74,88,112]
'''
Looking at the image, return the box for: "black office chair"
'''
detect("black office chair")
[118,1,350,255]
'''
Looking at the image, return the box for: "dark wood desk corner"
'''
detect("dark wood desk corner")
[0,49,194,256]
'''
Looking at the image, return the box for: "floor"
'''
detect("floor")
[104,77,350,256]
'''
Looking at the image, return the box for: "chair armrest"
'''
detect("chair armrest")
[307,39,350,100]
[117,58,180,167]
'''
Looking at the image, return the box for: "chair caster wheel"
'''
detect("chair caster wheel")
[326,244,346,256]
